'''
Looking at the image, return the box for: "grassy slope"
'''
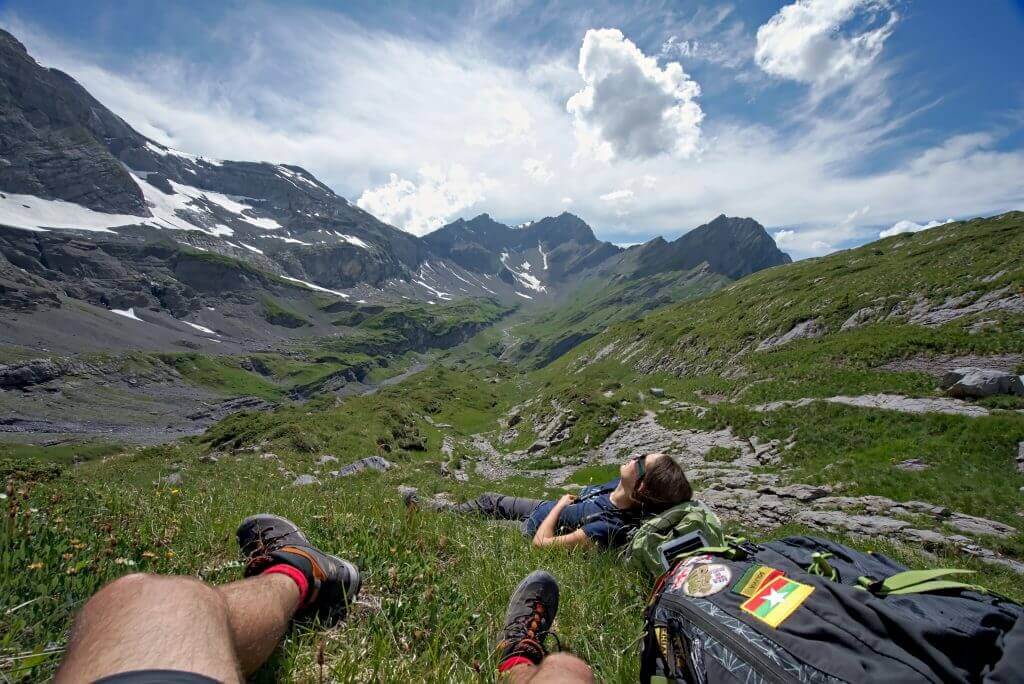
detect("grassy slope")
[3,214,1024,680]
[502,266,730,368]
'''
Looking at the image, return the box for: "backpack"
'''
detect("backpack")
[627,500,725,577]
[640,536,1024,683]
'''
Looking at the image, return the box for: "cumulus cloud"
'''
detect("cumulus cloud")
[7,9,1022,249]
[522,157,554,184]
[356,165,493,236]
[755,0,897,87]
[772,229,796,246]
[600,189,635,202]
[567,28,703,160]
[879,218,954,238]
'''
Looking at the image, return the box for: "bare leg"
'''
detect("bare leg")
[56,572,298,683]
[218,573,299,675]
[502,653,595,683]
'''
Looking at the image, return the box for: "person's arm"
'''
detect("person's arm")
[532,495,595,550]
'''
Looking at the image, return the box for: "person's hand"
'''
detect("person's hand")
[555,494,576,508]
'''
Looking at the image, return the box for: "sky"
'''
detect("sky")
[2,0,1023,258]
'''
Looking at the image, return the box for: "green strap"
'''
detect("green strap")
[856,568,985,596]
[882,579,987,596]
[880,569,974,592]
[807,552,839,582]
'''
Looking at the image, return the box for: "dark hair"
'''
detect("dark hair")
[636,454,692,512]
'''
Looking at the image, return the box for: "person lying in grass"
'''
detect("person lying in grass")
[404,452,692,550]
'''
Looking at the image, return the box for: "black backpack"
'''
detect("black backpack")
[641,536,1024,683]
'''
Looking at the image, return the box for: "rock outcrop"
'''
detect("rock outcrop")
[940,367,1024,399]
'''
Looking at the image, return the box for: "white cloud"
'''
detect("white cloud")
[600,189,635,202]
[6,10,1021,249]
[567,28,703,160]
[356,165,493,236]
[522,157,554,184]
[878,218,954,238]
[810,240,835,255]
[755,0,897,87]
[463,89,534,147]
[772,229,797,246]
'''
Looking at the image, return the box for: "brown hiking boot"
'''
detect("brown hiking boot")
[497,570,560,666]
[237,514,360,623]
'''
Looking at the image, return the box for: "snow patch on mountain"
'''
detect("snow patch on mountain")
[0,191,137,233]
[110,307,144,322]
[280,275,349,298]
[335,232,370,249]
[500,251,547,293]
[145,141,223,167]
[538,242,549,270]
[262,234,312,246]
[182,320,218,336]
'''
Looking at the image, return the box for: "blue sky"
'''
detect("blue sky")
[2,0,1023,257]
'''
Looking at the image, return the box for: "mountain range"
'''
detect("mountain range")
[0,27,789,356]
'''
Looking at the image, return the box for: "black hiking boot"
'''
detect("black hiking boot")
[497,570,560,667]
[236,514,361,623]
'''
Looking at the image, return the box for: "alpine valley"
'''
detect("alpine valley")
[1,25,1022,683]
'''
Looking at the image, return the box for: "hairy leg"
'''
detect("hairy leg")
[217,573,299,675]
[56,572,298,683]
[502,653,595,683]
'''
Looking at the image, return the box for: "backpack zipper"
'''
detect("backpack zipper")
[660,593,795,684]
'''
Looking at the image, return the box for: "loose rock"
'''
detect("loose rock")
[331,456,394,478]
[895,458,930,471]
[940,367,1024,399]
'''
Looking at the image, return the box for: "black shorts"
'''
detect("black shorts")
[93,671,220,684]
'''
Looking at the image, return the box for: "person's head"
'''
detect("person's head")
[619,452,692,512]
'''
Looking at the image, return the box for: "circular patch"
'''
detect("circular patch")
[683,563,732,598]
[681,554,713,567]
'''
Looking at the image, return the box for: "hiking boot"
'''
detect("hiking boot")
[236,514,361,623]
[497,570,560,666]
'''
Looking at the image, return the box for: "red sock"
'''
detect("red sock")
[263,564,310,607]
[498,656,535,673]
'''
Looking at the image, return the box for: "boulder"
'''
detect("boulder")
[317,455,339,465]
[757,318,825,351]
[947,513,1016,538]
[940,367,1024,399]
[1018,442,1024,474]
[528,439,550,454]
[155,472,183,486]
[0,358,64,389]
[757,484,830,502]
[292,474,320,486]
[895,458,930,471]
[650,387,665,398]
[331,456,393,478]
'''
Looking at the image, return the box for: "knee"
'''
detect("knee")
[93,574,226,615]
[538,653,594,682]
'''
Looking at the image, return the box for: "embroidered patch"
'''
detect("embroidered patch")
[668,555,714,591]
[669,562,696,591]
[732,564,785,598]
[683,563,732,597]
[741,576,815,628]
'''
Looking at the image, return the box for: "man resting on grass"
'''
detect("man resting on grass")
[405,452,692,550]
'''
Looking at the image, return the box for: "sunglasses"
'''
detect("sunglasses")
[631,453,646,484]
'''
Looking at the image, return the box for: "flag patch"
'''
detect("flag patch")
[741,576,814,628]
[732,565,785,598]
